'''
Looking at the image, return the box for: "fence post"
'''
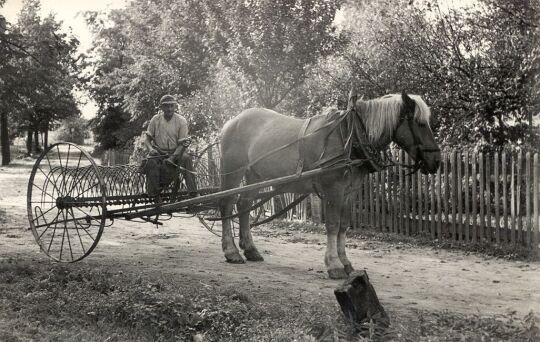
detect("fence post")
[436,158,442,239]
[417,168,423,234]
[494,151,500,244]
[464,150,470,242]
[534,153,539,255]
[457,150,463,241]
[486,153,492,244]
[471,150,477,243]
[443,151,450,239]
[310,194,322,224]
[502,151,508,244]
[511,155,517,245]
[526,152,531,247]
[479,152,485,243]
[517,150,523,244]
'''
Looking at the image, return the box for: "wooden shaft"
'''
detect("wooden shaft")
[125,160,366,219]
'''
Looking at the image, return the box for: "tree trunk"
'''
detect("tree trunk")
[44,126,49,149]
[0,111,10,166]
[26,130,33,156]
[33,130,39,154]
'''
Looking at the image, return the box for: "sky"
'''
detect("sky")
[2,0,129,119]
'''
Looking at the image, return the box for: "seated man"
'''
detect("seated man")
[142,94,198,198]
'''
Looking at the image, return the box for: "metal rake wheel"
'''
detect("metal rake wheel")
[27,143,107,262]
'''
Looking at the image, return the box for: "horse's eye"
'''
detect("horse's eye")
[418,123,427,128]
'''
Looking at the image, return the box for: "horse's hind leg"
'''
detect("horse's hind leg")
[220,167,246,264]
[220,196,245,264]
[237,177,264,261]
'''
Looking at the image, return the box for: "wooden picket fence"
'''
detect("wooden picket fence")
[351,149,540,253]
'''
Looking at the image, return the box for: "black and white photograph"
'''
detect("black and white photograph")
[0,0,539,340]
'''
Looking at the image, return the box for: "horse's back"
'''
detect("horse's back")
[220,108,306,177]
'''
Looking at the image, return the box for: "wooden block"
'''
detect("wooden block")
[334,270,390,329]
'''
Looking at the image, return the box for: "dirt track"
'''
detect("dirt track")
[1,158,539,322]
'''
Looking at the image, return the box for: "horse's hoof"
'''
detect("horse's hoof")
[244,249,264,262]
[344,264,354,275]
[225,253,245,264]
[328,268,348,279]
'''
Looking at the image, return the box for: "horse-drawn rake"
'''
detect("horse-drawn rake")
[27,142,349,263]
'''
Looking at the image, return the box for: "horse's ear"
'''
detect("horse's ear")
[348,86,358,110]
[401,92,415,107]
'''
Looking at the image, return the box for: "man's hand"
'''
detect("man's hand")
[178,137,191,147]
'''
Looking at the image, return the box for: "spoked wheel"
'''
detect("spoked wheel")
[192,144,267,236]
[27,143,107,262]
[197,203,266,237]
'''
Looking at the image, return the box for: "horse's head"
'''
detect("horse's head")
[392,93,440,174]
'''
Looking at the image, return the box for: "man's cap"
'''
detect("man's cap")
[159,94,178,106]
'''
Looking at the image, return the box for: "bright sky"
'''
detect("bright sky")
[1,0,129,119]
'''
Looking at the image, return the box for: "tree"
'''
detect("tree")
[56,117,90,145]
[85,0,213,150]
[0,12,20,165]
[308,0,540,147]
[205,0,342,110]
[12,0,81,155]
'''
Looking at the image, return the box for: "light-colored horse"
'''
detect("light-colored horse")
[219,93,440,279]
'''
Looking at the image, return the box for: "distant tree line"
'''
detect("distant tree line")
[0,0,81,165]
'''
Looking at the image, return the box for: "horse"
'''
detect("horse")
[218,92,441,279]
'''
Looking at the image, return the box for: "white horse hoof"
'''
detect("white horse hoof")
[225,253,245,264]
[344,264,354,275]
[328,268,348,279]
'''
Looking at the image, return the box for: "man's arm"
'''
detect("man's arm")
[145,116,160,154]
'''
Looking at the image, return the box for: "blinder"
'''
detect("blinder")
[396,107,440,157]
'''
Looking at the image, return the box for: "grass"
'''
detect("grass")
[0,257,537,341]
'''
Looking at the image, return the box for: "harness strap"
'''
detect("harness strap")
[296,118,311,176]
[251,194,309,227]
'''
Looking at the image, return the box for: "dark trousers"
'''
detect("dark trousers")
[168,149,198,194]
[142,149,197,197]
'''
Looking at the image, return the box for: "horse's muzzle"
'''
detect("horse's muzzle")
[419,148,441,174]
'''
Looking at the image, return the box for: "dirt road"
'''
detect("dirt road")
[1,158,539,325]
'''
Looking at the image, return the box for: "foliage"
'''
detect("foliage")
[85,0,539,150]
[84,0,214,142]
[205,0,343,110]
[55,117,90,145]
[0,0,81,162]
[13,0,81,129]
[309,0,540,147]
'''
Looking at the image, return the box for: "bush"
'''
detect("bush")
[56,117,90,145]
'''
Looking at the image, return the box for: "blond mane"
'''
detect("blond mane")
[356,94,431,146]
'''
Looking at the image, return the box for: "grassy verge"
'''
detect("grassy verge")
[0,257,537,341]
[259,220,537,261]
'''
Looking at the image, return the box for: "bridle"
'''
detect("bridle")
[394,107,440,174]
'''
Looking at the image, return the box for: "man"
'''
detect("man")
[143,94,198,197]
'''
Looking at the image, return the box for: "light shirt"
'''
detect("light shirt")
[146,112,188,152]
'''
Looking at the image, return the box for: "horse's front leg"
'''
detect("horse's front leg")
[323,190,348,279]
[338,194,354,275]
[237,196,264,261]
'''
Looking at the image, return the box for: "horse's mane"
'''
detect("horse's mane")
[357,94,431,145]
